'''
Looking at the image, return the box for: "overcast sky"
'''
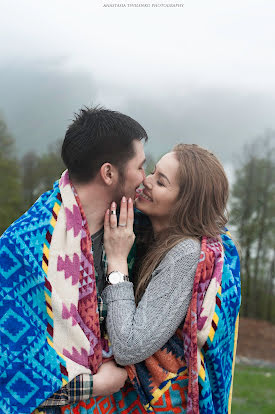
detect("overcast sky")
[0,0,275,179]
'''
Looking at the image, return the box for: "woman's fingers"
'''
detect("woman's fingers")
[104,208,110,231]
[110,202,117,228]
[118,196,127,227]
[104,198,135,265]
[106,198,133,231]
[127,198,134,229]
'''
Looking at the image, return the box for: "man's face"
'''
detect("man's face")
[114,140,146,203]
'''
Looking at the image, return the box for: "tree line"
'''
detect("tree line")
[0,116,274,323]
[0,117,65,234]
[230,132,275,323]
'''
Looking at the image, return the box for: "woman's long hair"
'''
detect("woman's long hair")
[135,144,229,302]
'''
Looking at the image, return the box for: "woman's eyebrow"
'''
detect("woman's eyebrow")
[154,163,171,184]
[156,169,171,184]
[158,172,170,184]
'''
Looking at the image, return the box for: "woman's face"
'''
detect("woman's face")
[135,152,180,231]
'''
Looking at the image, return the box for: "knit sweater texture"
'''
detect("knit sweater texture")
[102,238,201,366]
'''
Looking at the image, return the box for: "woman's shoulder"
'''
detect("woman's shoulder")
[159,238,201,269]
[168,238,201,258]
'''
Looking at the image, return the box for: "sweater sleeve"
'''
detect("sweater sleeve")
[102,239,201,366]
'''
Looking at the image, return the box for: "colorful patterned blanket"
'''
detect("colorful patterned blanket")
[0,171,107,414]
[63,232,240,414]
[0,168,241,414]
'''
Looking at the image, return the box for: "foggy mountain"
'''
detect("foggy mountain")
[0,61,275,166]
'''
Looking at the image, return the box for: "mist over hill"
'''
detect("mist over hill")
[0,61,275,169]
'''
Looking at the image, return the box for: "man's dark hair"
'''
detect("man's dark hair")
[61,106,148,183]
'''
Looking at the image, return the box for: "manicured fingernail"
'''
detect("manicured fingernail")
[111,202,116,208]
[106,209,110,215]
[122,196,126,202]
[128,197,132,203]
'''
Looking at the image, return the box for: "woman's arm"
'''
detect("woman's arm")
[102,239,200,366]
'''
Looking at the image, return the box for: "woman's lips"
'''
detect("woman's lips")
[138,190,153,202]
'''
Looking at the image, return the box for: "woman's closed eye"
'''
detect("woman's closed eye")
[149,170,165,186]
[148,166,165,186]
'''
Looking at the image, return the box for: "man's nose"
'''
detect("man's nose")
[143,176,153,190]
[141,168,146,181]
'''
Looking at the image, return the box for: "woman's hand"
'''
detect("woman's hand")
[104,196,135,275]
[92,360,128,396]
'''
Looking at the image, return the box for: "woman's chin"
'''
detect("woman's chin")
[135,198,148,213]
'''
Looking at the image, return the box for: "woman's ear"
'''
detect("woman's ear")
[100,163,118,185]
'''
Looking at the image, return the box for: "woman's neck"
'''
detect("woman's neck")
[149,216,169,235]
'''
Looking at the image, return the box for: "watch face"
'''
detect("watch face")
[109,272,124,284]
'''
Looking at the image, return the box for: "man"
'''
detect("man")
[0,106,147,414]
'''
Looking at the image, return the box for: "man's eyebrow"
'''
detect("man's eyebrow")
[139,158,146,167]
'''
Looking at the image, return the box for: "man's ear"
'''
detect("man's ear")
[100,163,118,185]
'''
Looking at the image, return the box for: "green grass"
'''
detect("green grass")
[232,364,275,414]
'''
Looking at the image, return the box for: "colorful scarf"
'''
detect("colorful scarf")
[64,232,240,414]
[0,171,107,414]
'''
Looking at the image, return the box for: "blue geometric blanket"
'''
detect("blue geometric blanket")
[0,172,104,414]
[0,173,241,414]
[0,183,65,413]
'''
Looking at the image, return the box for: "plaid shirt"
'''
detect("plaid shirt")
[98,244,108,323]
[34,374,93,412]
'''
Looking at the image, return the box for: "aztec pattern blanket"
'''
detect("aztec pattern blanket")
[0,171,109,414]
[61,234,241,414]
[0,169,241,414]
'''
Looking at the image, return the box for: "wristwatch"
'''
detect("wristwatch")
[106,271,129,285]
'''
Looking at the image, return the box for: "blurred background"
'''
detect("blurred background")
[0,1,274,410]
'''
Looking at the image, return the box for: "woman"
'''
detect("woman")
[65,144,241,414]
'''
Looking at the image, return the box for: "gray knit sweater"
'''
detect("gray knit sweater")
[102,238,201,366]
